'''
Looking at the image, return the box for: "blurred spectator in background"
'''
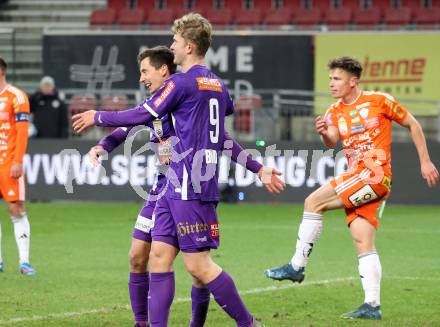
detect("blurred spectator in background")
[30,76,68,138]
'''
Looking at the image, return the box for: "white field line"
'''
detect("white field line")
[221,226,440,234]
[0,275,438,325]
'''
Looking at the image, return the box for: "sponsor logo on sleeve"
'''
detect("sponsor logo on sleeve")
[393,105,405,118]
[196,77,223,92]
[154,81,176,108]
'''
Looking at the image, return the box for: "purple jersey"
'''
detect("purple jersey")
[98,113,174,153]
[95,65,261,201]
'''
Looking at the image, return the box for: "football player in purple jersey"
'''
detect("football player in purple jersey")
[81,39,283,326]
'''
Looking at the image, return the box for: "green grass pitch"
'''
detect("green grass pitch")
[0,202,439,326]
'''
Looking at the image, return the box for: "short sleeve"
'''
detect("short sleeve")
[13,89,30,123]
[380,93,408,124]
[324,105,337,127]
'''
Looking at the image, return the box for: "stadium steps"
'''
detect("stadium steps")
[5,0,105,11]
[0,10,92,23]
[0,0,104,93]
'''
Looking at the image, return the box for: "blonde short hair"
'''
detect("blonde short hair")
[172,13,212,57]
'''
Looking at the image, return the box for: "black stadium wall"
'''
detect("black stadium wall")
[25,140,440,205]
[43,31,314,93]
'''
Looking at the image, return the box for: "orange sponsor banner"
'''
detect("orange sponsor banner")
[315,33,440,115]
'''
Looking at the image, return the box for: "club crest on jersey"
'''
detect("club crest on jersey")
[154,81,175,108]
[153,120,163,138]
[360,108,369,119]
[349,110,357,117]
[338,117,348,136]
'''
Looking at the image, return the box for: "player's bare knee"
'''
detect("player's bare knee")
[184,261,209,281]
[129,250,147,271]
[8,202,22,217]
[304,195,322,213]
[192,276,205,288]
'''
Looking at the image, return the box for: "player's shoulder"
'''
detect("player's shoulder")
[164,72,192,93]
[362,91,396,103]
[5,84,28,103]
[326,99,342,113]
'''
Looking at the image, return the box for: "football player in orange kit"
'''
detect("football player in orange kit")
[0,57,35,275]
[266,56,438,319]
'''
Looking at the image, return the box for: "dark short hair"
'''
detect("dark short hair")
[328,56,362,78]
[0,57,7,73]
[137,46,177,74]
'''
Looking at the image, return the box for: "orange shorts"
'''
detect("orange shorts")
[330,167,391,229]
[0,167,26,202]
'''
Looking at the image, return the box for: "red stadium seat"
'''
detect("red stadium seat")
[118,8,145,25]
[235,7,264,25]
[205,8,234,25]
[100,95,128,111]
[108,0,128,10]
[413,7,440,24]
[234,95,261,134]
[264,7,294,25]
[352,7,382,25]
[293,7,322,25]
[383,7,412,25]
[108,0,128,11]
[68,95,97,122]
[90,8,117,25]
[145,8,175,25]
[168,0,207,18]
[325,7,352,25]
[99,95,128,133]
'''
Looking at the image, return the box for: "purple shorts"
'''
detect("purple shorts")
[152,196,220,253]
[132,174,167,243]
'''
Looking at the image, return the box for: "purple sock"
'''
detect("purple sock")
[189,286,210,327]
[129,272,149,324]
[206,271,253,327]
[148,272,175,327]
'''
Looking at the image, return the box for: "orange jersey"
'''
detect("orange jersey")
[0,83,30,167]
[325,91,408,178]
